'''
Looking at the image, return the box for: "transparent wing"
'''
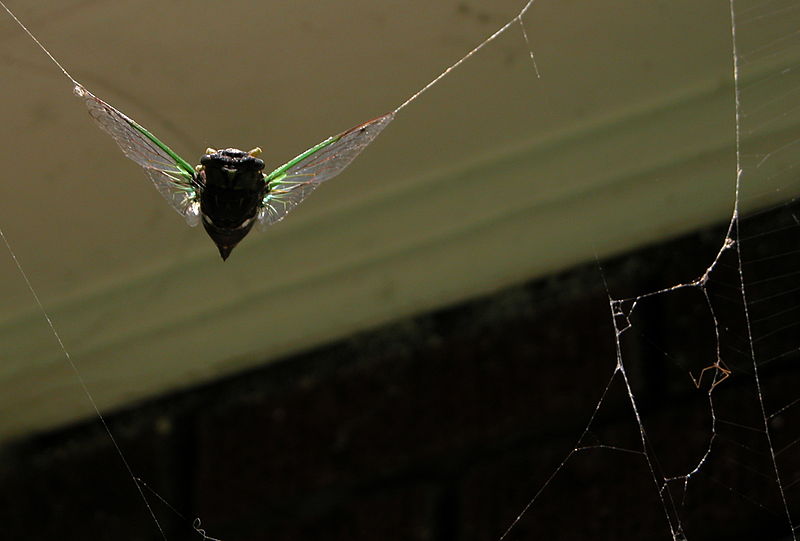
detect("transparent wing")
[73,85,200,226]
[144,170,201,227]
[258,112,394,227]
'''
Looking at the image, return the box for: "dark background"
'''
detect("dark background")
[2,198,799,541]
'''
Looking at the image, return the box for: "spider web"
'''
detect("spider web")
[485,1,800,539]
[1,1,800,540]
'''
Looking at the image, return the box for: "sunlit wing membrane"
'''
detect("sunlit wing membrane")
[259,112,394,226]
[74,85,200,226]
[144,169,200,227]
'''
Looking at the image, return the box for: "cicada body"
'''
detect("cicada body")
[197,148,266,260]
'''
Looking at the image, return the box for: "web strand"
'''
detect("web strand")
[0,4,169,537]
[1,0,541,118]
[393,0,538,114]
[729,0,796,538]
[0,0,79,88]
[0,226,168,541]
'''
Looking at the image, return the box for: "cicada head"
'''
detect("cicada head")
[199,148,265,189]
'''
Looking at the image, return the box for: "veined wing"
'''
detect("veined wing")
[73,85,201,226]
[259,112,394,226]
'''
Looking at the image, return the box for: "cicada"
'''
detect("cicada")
[75,86,393,260]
